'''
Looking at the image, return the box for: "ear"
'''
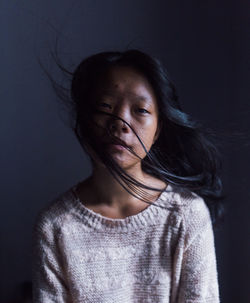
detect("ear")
[153,121,162,144]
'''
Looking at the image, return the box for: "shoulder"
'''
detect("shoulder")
[33,184,77,238]
[166,185,212,231]
[165,186,214,252]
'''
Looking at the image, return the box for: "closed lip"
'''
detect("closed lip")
[105,137,130,148]
[107,144,127,151]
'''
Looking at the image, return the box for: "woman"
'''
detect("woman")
[32,50,224,302]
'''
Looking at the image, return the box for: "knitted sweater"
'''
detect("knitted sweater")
[32,182,220,303]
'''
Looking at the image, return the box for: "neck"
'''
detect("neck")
[89,162,146,207]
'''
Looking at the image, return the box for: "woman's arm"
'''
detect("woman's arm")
[32,215,71,303]
[172,197,220,303]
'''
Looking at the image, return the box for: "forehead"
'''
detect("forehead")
[95,66,158,106]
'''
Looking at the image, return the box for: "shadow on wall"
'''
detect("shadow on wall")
[6,281,32,303]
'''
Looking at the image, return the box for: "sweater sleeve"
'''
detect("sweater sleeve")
[32,213,71,303]
[176,197,220,303]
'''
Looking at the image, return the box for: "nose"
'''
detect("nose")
[106,102,131,136]
[108,116,129,134]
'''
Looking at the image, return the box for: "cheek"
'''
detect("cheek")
[92,114,108,135]
[134,118,158,151]
[143,117,158,139]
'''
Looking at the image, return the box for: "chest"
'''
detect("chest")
[60,226,176,281]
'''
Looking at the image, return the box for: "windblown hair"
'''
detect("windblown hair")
[51,49,225,228]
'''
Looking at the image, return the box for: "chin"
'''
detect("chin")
[113,157,142,171]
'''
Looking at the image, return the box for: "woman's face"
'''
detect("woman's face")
[89,66,160,170]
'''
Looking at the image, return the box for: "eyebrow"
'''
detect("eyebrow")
[99,90,152,103]
[130,94,150,102]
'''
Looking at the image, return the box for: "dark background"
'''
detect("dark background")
[1,0,249,302]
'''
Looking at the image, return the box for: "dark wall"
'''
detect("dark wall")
[0,1,249,302]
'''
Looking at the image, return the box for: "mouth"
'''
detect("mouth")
[105,137,130,148]
[101,137,141,158]
[107,144,127,152]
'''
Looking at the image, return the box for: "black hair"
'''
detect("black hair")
[50,49,225,228]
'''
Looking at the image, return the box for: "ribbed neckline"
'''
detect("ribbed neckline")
[68,182,173,231]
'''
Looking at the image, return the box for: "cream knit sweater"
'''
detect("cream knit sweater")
[32,182,220,303]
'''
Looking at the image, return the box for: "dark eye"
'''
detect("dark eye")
[137,108,149,114]
[99,102,112,109]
